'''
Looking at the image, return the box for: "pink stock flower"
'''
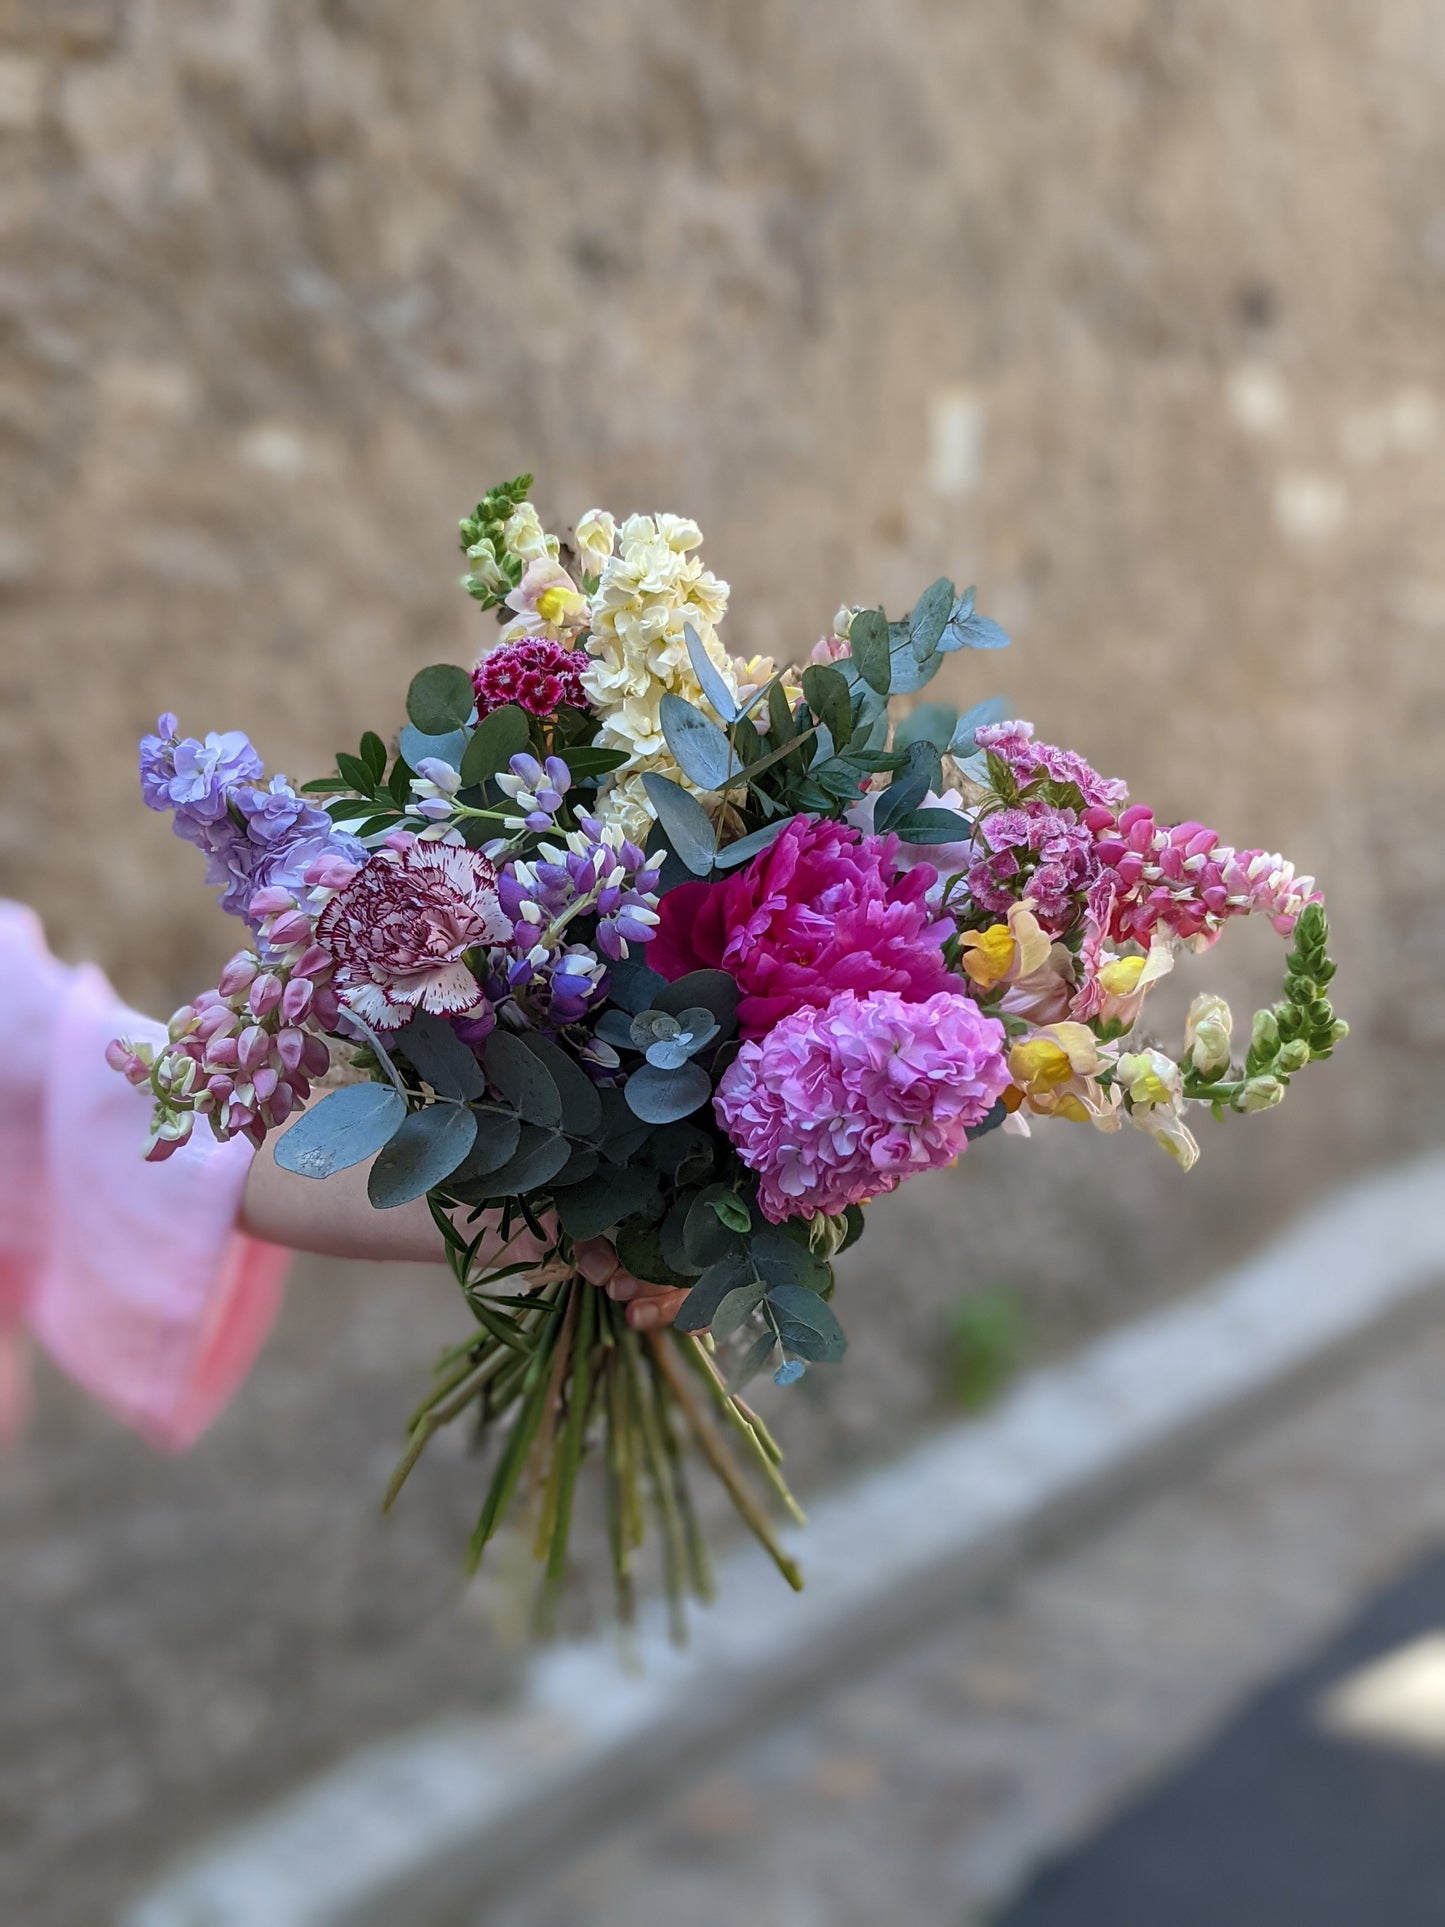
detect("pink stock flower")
[649,815,957,1038]
[316,840,511,1029]
[715,989,1010,1222]
[1085,803,1323,947]
[472,636,590,720]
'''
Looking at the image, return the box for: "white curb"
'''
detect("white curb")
[125,1152,1445,1927]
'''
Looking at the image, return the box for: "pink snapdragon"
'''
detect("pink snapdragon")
[714,988,1010,1221]
[1086,803,1323,946]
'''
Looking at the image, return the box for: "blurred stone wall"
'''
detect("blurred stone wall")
[3,0,1443,1318]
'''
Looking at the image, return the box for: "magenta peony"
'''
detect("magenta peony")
[472,636,590,720]
[714,988,1011,1222]
[315,839,511,1029]
[649,815,957,1037]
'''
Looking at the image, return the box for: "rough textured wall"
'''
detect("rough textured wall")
[5,0,1444,1305]
[6,4,1445,1915]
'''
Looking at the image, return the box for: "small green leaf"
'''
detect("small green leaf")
[360,731,388,783]
[711,1194,752,1234]
[466,1123,571,1197]
[892,808,973,845]
[335,751,375,796]
[766,1283,847,1361]
[554,1167,660,1241]
[894,701,959,752]
[450,1109,522,1180]
[652,969,740,1036]
[950,696,1012,753]
[407,663,476,735]
[516,1032,602,1136]
[460,703,530,788]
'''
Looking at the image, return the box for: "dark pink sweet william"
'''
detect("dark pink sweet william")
[649,815,957,1038]
[472,637,590,720]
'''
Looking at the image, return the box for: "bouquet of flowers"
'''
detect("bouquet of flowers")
[112,475,1344,1631]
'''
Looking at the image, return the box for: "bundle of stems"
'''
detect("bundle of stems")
[386,1209,805,1634]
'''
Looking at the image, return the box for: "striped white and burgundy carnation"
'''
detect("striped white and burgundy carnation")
[316,839,511,1029]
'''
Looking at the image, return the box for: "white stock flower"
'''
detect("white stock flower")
[573,508,616,568]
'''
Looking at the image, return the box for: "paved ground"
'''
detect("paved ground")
[487,1315,1445,1927]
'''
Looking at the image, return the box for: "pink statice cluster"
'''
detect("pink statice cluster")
[649,816,955,1037]
[715,989,1010,1222]
[1085,802,1323,947]
[472,636,589,720]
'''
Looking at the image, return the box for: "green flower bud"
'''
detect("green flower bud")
[1251,1009,1281,1056]
[1239,1074,1287,1112]
[1276,1039,1310,1073]
[807,1211,851,1260]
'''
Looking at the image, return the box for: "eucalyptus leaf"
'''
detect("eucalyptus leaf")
[613,1216,692,1287]
[407,663,476,735]
[713,817,792,869]
[642,772,716,876]
[472,1123,572,1196]
[711,1282,767,1344]
[552,1143,599,1187]
[800,664,853,749]
[659,693,741,791]
[273,1082,407,1179]
[460,703,530,788]
[367,1103,479,1208]
[399,724,468,774]
[683,622,739,722]
[608,957,670,1015]
[950,696,1012,754]
[939,588,1011,653]
[485,1029,562,1128]
[624,1060,712,1124]
[653,969,739,1036]
[894,701,959,752]
[766,1283,848,1360]
[684,1183,746,1267]
[849,608,892,695]
[753,1229,830,1293]
[559,744,632,780]
[907,576,955,662]
[516,1031,603,1136]
[659,1192,705,1278]
[674,1252,752,1332]
[554,1166,661,1241]
[729,1330,778,1391]
[594,1007,641,1049]
[451,1108,522,1179]
[892,807,975,845]
[394,1010,486,1099]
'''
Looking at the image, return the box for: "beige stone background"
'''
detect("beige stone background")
[2,2,1445,1918]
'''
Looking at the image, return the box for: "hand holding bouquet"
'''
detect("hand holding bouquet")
[113,476,1343,1631]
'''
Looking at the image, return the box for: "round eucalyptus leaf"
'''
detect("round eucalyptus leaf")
[274,1082,407,1180]
[367,1103,479,1208]
[624,1059,712,1124]
[406,663,475,735]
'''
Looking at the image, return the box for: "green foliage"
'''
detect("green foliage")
[407,663,475,736]
[944,1288,1029,1412]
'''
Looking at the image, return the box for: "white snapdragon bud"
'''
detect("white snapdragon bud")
[1185,992,1233,1077]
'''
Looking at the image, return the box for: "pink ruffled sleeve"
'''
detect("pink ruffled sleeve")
[0,904,288,1448]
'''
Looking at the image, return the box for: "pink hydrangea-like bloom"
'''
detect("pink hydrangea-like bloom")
[316,841,511,1028]
[715,989,1010,1221]
[1085,802,1323,946]
[974,720,1128,811]
[649,815,956,1038]
[472,637,590,720]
